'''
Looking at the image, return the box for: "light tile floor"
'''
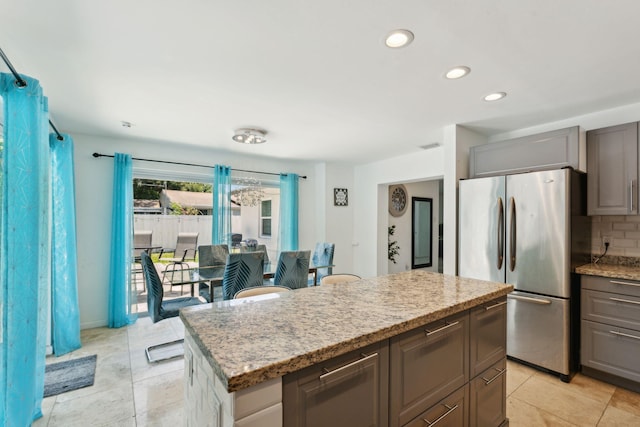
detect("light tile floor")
[35,318,640,426]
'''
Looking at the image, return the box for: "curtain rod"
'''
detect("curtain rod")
[0,46,64,141]
[92,152,307,179]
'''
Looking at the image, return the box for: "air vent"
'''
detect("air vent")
[419,143,440,150]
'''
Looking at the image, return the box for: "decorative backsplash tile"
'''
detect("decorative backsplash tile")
[591,215,640,261]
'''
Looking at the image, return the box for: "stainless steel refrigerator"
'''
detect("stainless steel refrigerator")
[458,168,590,381]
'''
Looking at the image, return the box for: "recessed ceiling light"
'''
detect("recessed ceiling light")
[484,92,507,102]
[385,30,414,48]
[445,66,471,79]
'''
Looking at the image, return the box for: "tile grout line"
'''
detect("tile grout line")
[594,386,616,426]
[127,324,140,426]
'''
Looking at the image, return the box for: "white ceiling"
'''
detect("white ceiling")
[2,0,640,164]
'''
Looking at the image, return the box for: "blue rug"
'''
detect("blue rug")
[44,354,97,397]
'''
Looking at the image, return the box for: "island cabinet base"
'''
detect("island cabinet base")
[184,332,283,427]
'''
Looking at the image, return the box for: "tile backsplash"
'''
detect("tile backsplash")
[591,215,640,258]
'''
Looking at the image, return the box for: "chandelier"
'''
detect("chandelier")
[236,177,265,207]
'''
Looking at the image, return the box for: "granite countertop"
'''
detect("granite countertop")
[180,270,513,393]
[576,263,640,281]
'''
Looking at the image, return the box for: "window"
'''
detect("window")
[260,199,272,237]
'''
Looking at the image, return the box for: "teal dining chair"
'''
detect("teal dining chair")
[221,251,266,300]
[309,242,335,285]
[197,244,228,302]
[275,250,311,290]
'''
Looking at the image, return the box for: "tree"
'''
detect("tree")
[169,202,200,215]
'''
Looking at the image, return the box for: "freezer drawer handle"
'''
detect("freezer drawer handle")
[481,367,506,385]
[485,300,507,311]
[422,404,459,426]
[610,280,640,288]
[507,294,552,305]
[610,330,640,341]
[319,352,378,380]
[609,297,640,306]
[425,321,460,337]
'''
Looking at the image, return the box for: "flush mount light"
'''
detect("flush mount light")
[232,128,267,144]
[385,30,414,48]
[121,121,132,128]
[445,66,471,79]
[484,92,507,102]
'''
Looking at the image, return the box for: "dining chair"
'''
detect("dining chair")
[197,244,228,301]
[241,243,270,264]
[233,285,291,299]
[221,251,266,300]
[140,252,203,363]
[275,250,311,290]
[309,242,335,285]
[320,274,361,285]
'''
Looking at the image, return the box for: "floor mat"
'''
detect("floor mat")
[44,354,97,398]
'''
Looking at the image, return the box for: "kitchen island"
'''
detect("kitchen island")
[180,270,513,427]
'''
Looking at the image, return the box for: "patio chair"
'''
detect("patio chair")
[140,252,203,363]
[159,232,199,282]
[132,230,153,291]
[231,233,243,248]
[274,250,311,290]
[221,252,265,300]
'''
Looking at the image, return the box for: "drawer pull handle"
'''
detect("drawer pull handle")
[610,330,640,341]
[425,321,460,337]
[481,367,506,385]
[609,297,640,306]
[423,404,459,426]
[485,300,507,311]
[319,352,378,380]
[609,280,640,288]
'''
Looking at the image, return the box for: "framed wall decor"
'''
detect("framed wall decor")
[334,188,348,206]
[389,184,408,217]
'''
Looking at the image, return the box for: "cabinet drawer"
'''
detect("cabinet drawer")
[581,320,640,383]
[283,340,389,427]
[470,297,507,377]
[582,275,640,298]
[469,359,507,427]
[403,384,468,427]
[390,311,469,427]
[582,289,640,330]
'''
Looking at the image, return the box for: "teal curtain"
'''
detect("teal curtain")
[108,153,137,328]
[50,133,81,355]
[279,173,299,251]
[0,73,51,424]
[213,165,231,245]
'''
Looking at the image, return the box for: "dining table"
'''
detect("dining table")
[162,261,335,302]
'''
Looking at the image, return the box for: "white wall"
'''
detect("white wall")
[74,133,319,328]
[353,148,445,279]
[387,180,440,274]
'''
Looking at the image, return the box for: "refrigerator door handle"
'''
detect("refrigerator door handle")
[509,197,516,272]
[497,197,504,270]
[508,294,552,305]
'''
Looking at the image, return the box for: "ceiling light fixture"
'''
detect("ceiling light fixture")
[232,128,267,144]
[484,92,507,102]
[445,66,471,79]
[385,30,414,48]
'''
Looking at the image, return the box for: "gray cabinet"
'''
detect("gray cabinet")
[283,340,389,427]
[389,311,469,427]
[581,275,640,391]
[469,126,584,178]
[403,385,469,427]
[470,298,507,378]
[587,122,639,215]
[469,359,507,427]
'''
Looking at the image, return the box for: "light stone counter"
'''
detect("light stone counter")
[576,263,640,281]
[180,270,513,394]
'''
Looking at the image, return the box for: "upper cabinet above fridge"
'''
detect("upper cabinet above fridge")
[587,122,639,216]
[469,126,586,179]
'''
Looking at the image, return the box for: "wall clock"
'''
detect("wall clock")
[389,184,408,217]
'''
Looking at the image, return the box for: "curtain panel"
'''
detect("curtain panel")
[279,173,299,251]
[50,133,81,355]
[0,72,51,425]
[108,153,137,328]
[213,165,231,245]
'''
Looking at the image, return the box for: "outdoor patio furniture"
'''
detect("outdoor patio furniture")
[159,232,199,283]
